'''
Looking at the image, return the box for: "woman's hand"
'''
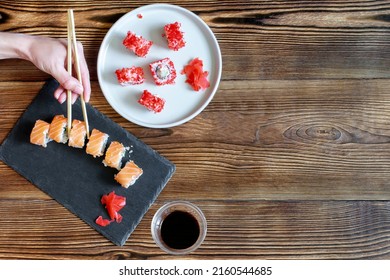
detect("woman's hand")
[0,32,91,104]
[26,36,91,104]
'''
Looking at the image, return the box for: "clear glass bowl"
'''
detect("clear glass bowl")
[151,201,207,255]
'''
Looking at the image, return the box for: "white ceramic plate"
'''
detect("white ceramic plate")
[97,4,222,128]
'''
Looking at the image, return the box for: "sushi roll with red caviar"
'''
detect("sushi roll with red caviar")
[138,90,165,113]
[164,22,186,51]
[122,31,153,57]
[115,67,145,86]
[149,57,176,86]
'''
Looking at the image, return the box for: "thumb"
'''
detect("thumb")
[53,67,84,96]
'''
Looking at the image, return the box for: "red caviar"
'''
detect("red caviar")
[164,22,185,51]
[115,67,145,85]
[123,31,153,58]
[138,90,165,113]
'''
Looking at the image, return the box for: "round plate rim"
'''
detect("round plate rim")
[97,3,222,128]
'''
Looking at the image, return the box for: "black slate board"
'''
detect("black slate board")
[0,79,175,246]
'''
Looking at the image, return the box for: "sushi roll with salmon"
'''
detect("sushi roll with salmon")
[114,160,143,188]
[48,115,68,143]
[86,128,109,157]
[30,120,51,147]
[68,119,87,148]
[103,141,126,170]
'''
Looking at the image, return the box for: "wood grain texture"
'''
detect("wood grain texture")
[0,200,389,259]
[1,0,390,259]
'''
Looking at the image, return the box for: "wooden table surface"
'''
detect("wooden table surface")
[1,0,390,260]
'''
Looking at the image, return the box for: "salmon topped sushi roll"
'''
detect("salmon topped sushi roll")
[103,141,126,170]
[30,120,51,147]
[86,128,109,157]
[48,115,68,143]
[114,160,143,188]
[68,119,87,148]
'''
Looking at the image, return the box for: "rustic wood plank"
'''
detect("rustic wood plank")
[1,1,390,80]
[1,79,390,200]
[0,200,388,259]
[1,0,390,259]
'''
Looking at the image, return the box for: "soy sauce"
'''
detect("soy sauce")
[161,210,200,250]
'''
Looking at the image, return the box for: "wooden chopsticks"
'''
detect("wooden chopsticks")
[67,9,90,138]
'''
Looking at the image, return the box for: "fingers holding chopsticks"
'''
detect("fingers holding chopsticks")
[52,39,91,104]
[0,31,90,104]
[53,66,83,104]
[14,33,90,104]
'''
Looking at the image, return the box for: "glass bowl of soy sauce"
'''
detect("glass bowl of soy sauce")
[151,201,207,255]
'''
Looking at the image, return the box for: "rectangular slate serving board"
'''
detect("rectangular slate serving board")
[0,79,175,246]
